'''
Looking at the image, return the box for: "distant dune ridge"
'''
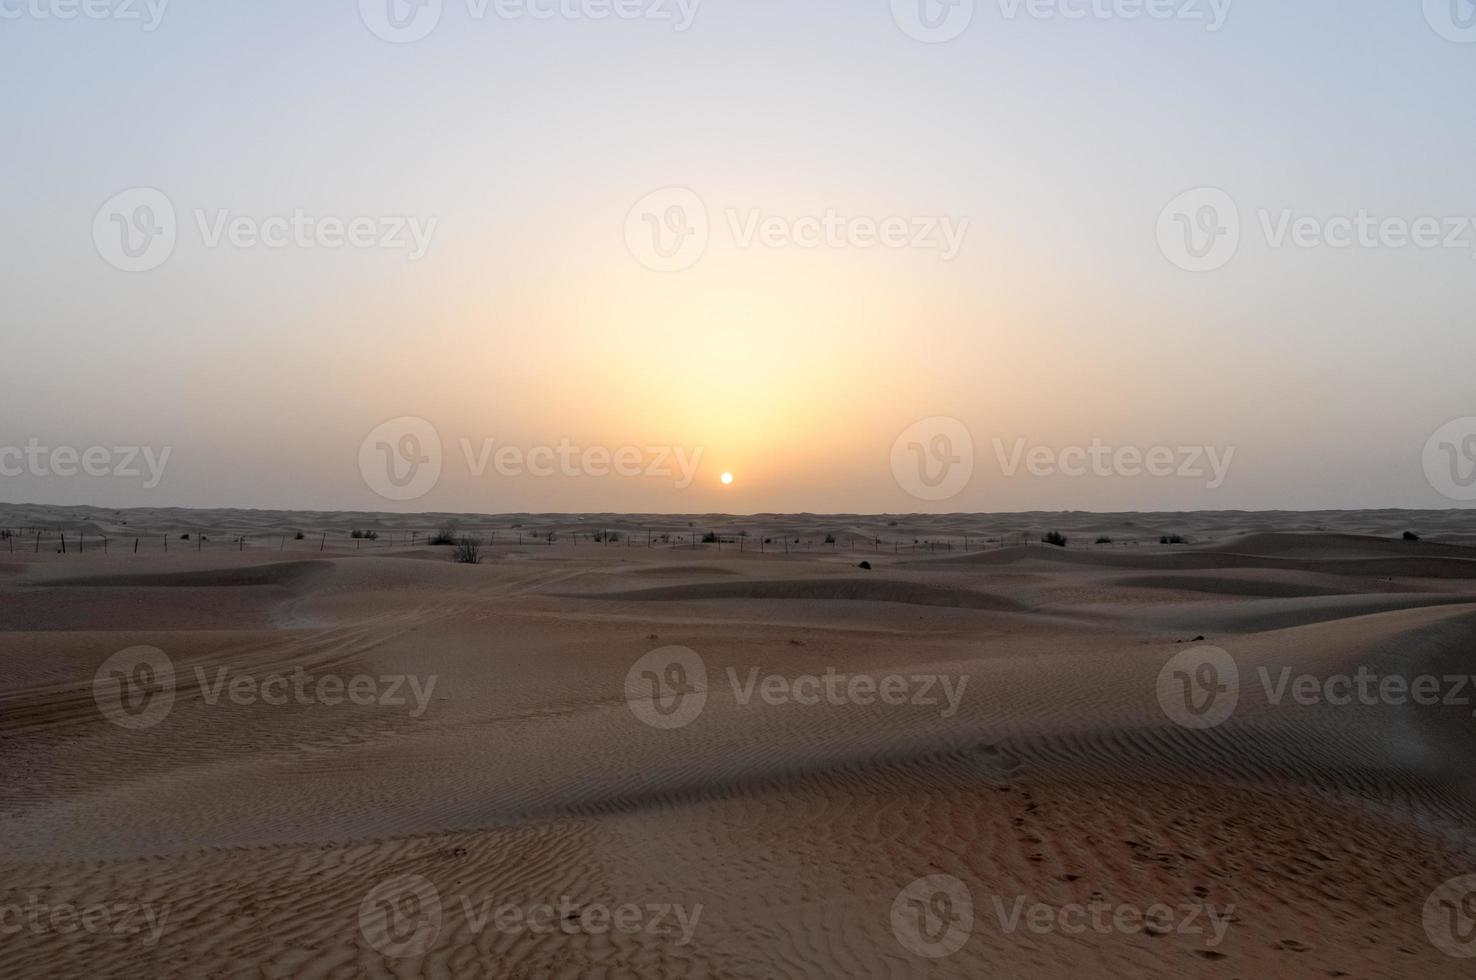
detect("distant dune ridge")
[2,505,1476,977]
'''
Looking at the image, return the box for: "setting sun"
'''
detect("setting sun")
[721,472,734,486]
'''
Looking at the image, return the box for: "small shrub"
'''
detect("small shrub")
[1096,536,1113,545]
[1042,531,1068,548]
[451,537,482,564]
[824,534,837,544]
[294,531,305,540]
[429,522,459,546]
[180,533,190,541]
[1403,531,1421,542]
[1160,534,1186,545]
[702,532,719,544]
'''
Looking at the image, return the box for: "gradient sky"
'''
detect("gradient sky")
[4,0,1476,514]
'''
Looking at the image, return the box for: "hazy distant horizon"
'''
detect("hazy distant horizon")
[6,1,1476,514]
[3,499,1472,523]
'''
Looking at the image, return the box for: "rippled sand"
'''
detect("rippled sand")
[3,507,1476,977]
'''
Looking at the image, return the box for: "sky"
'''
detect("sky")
[4,0,1476,514]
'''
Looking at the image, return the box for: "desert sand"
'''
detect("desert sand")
[3,505,1476,978]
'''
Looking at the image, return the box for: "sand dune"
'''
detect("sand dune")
[923,542,1476,580]
[3,507,1476,978]
[565,577,1026,611]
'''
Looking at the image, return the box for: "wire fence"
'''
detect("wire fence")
[0,525,1169,558]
